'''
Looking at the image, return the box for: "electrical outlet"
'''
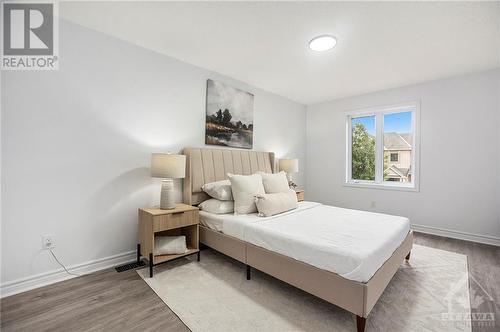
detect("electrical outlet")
[370,201,376,208]
[42,235,55,250]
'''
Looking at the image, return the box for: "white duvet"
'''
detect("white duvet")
[200,202,411,282]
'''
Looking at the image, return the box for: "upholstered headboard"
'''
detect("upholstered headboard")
[183,147,276,205]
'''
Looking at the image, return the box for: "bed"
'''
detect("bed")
[183,147,413,332]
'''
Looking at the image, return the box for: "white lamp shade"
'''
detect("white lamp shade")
[279,158,299,173]
[151,153,186,179]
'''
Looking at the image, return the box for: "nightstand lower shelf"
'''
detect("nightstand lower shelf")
[153,248,200,264]
[138,245,200,278]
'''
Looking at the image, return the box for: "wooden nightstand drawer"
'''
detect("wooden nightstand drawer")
[153,210,198,232]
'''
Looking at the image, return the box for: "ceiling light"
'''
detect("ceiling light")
[309,35,337,52]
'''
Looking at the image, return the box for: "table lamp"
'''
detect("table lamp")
[279,158,299,188]
[151,153,186,209]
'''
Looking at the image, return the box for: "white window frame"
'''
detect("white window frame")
[345,101,420,192]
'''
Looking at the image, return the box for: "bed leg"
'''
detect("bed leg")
[405,251,411,260]
[356,315,366,332]
[246,265,251,280]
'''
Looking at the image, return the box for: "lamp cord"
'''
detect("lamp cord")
[49,248,81,277]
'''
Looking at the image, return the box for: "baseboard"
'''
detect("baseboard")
[1,250,136,298]
[412,224,500,247]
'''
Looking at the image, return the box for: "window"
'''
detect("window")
[346,102,419,190]
[350,115,375,181]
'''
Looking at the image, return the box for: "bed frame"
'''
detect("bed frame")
[183,147,413,332]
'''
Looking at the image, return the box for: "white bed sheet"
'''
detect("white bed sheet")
[199,202,410,283]
[199,202,317,237]
[199,211,225,232]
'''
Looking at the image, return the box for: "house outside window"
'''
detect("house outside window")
[345,102,420,191]
[384,133,411,183]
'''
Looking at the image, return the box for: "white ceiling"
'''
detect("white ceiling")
[60,1,500,105]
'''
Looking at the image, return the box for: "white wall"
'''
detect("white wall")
[306,69,500,244]
[1,20,306,293]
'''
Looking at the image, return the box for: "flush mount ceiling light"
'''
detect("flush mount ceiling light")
[309,35,337,52]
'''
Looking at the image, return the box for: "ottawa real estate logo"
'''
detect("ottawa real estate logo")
[1,1,59,70]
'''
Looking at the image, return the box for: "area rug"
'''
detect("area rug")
[137,245,471,332]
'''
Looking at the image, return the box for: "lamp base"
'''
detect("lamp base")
[160,179,176,209]
[286,173,298,189]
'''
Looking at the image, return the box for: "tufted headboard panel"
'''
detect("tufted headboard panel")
[182,147,276,205]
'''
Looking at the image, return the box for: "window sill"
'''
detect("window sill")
[343,181,419,192]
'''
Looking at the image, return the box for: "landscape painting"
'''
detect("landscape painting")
[205,79,254,149]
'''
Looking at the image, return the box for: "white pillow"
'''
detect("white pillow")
[154,236,187,255]
[227,173,265,214]
[255,189,298,217]
[202,180,233,201]
[199,199,234,214]
[259,171,290,193]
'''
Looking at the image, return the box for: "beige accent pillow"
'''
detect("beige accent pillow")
[202,180,233,201]
[154,236,187,255]
[255,189,298,217]
[227,173,265,214]
[199,199,234,214]
[259,171,290,193]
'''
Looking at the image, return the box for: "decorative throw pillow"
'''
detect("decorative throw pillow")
[255,189,298,217]
[227,173,265,214]
[202,179,233,201]
[154,236,187,255]
[199,199,234,214]
[259,171,290,193]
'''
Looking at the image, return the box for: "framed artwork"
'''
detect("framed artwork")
[205,79,254,149]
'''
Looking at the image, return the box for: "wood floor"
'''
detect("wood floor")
[1,232,499,332]
[0,267,189,332]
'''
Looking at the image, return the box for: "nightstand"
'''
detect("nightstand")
[295,189,304,202]
[138,203,199,277]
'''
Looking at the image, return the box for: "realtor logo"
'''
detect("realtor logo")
[1,1,58,70]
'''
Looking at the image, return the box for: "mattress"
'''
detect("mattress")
[199,202,411,283]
